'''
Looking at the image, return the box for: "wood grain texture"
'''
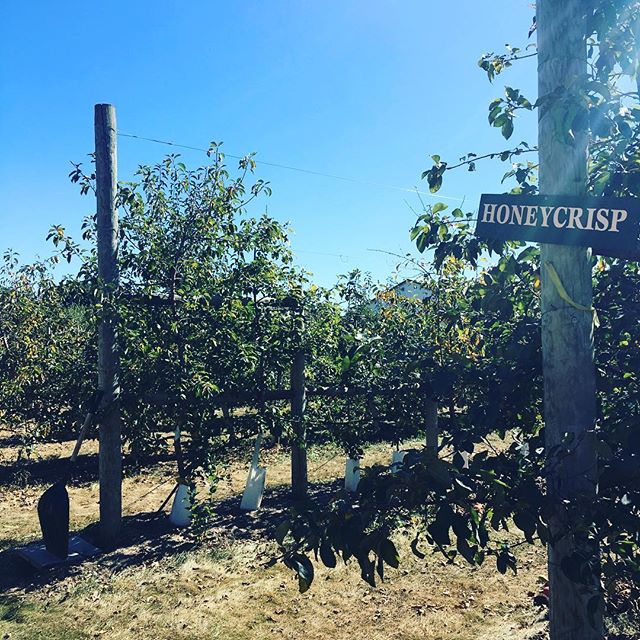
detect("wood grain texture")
[537,3,603,638]
[424,399,438,461]
[290,345,308,499]
[95,103,123,549]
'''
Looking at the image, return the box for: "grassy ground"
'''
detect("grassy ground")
[0,434,548,640]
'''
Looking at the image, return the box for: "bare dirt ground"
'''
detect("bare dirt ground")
[0,433,548,640]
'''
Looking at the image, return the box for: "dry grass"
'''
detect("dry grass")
[0,436,548,640]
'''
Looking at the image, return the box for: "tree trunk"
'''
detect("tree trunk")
[538,3,603,638]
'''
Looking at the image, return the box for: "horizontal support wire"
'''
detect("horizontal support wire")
[117,131,465,202]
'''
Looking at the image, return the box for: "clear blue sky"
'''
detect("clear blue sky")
[0,0,537,288]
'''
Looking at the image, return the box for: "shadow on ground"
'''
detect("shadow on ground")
[0,479,340,594]
[0,451,176,488]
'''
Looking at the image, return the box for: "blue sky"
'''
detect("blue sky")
[0,1,537,288]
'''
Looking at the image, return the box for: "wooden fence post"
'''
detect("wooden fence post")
[95,103,123,548]
[537,3,603,638]
[424,398,438,461]
[290,314,307,499]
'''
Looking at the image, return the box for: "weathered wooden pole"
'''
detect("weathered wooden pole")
[537,4,603,638]
[424,398,438,461]
[290,313,308,499]
[95,103,123,548]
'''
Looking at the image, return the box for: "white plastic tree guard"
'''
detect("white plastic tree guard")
[240,434,267,511]
[344,458,360,492]
[390,450,407,474]
[169,484,191,527]
[240,466,266,511]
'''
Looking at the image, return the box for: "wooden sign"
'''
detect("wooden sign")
[475,193,640,258]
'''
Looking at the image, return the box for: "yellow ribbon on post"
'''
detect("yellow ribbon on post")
[544,262,600,328]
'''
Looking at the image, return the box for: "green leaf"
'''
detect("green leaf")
[518,96,532,109]
[477,524,489,547]
[456,538,478,564]
[617,117,633,138]
[426,168,444,193]
[274,520,290,546]
[289,553,314,593]
[432,202,448,214]
[493,113,508,128]
[505,86,519,102]
[488,106,502,125]
[376,555,385,581]
[428,514,452,546]
[379,539,400,568]
[320,539,337,568]
[502,117,514,140]
[513,510,536,543]
[357,554,376,587]
[536,520,550,545]
[410,536,426,560]
[416,232,429,253]
[429,177,442,193]
[427,459,452,488]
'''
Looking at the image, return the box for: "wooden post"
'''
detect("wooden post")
[290,315,307,499]
[95,104,123,549]
[424,398,438,461]
[537,4,603,638]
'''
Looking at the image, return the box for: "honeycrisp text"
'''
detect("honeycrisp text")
[475,194,640,258]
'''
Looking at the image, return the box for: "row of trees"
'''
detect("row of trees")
[0,150,455,477]
[2,2,639,637]
[6,140,636,635]
[276,3,640,639]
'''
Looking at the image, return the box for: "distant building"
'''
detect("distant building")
[389,279,431,302]
[369,279,432,311]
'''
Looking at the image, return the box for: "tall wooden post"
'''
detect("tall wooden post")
[424,398,438,461]
[538,4,603,638]
[290,314,307,499]
[95,104,123,548]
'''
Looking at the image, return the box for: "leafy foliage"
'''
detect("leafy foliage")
[1,3,639,631]
[277,5,640,635]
